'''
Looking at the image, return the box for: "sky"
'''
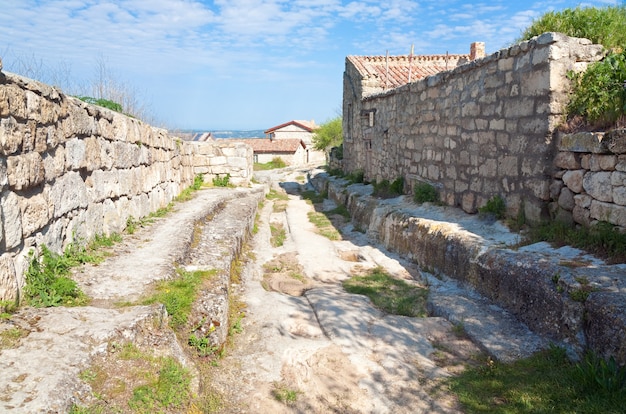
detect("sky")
[0,0,621,130]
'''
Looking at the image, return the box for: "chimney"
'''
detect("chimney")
[470,42,485,60]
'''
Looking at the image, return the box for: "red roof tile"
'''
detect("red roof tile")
[264,120,316,134]
[348,53,471,89]
[236,138,305,154]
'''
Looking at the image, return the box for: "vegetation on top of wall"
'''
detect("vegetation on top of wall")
[518,5,626,130]
[566,51,626,128]
[77,96,123,113]
[518,6,626,50]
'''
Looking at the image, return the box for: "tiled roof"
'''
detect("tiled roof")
[347,53,470,89]
[236,138,305,154]
[264,120,316,134]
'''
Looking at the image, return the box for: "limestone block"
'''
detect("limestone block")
[0,116,23,155]
[554,151,580,169]
[67,103,98,137]
[83,202,104,238]
[7,152,45,190]
[50,171,88,218]
[461,192,475,213]
[612,171,626,187]
[88,170,120,202]
[0,253,17,302]
[4,85,27,120]
[227,157,249,170]
[43,147,66,181]
[497,156,518,176]
[583,171,613,202]
[574,193,593,209]
[527,179,550,200]
[572,205,591,226]
[558,187,575,211]
[590,200,626,227]
[65,138,86,170]
[589,154,617,172]
[36,125,59,151]
[101,198,122,234]
[0,156,7,190]
[614,187,626,206]
[20,192,50,238]
[558,132,606,153]
[99,140,114,170]
[603,128,626,154]
[617,155,626,172]
[521,69,549,95]
[562,170,584,193]
[112,142,135,169]
[1,191,23,250]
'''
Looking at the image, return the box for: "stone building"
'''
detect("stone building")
[237,138,307,165]
[341,34,605,223]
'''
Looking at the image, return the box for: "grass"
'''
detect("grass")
[254,157,287,170]
[270,223,287,247]
[272,382,301,405]
[478,195,506,220]
[266,188,289,201]
[175,174,205,202]
[342,267,429,317]
[212,173,231,187]
[446,346,626,413]
[525,220,626,264]
[142,268,217,329]
[0,327,27,350]
[301,190,327,204]
[74,344,193,414]
[308,211,341,240]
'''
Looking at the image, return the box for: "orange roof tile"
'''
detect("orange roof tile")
[348,53,470,89]
[236,138,305,154]
[264,120,316,134]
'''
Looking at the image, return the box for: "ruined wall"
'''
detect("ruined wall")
[552,130,626,229]
[343,33,605,224]
[0,70,252,303]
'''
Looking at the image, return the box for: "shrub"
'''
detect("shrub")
[479,195,506,220]
[212,173,230,187]
[413,182,439,204]
[372,177,404,198]
[567,51,626,127]
[77,96,123,113]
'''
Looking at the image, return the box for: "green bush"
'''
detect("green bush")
[567,51,626,127]
[479,195,506,220]
[372,177,404,198]
[518,6,626,51]
[212,173,230,187]
[413,182,439,204]
[518,6,626,128]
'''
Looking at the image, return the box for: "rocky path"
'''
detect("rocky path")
[207,171,483,413]
[0,168,555,413]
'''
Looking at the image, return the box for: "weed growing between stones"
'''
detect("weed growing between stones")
[526,220,626,264]
[372,177,404,199]
[142,268,217,329]
[73,343,193,414]
[272,382,301,405]
[478,195,506,220]
[413,182,439,204]
[212,173,231,187]
[308,211,341,240]
[270,223,287,247]
[254,156,287,170]
[0,327,27,350]
[301,189,327,204]
[342,267,428,317]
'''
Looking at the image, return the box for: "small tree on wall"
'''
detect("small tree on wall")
[312,116,343,161]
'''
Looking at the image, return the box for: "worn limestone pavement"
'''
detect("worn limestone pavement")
[0,186,264,413]
[1,165,625,412]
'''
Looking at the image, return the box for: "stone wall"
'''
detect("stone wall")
[0,70,252,304]
[552,130,626,229]
[343,33,605,224]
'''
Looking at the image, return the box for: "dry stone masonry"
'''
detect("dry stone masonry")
[343,33,606,224]
[0,68,253,304]
[552,130,626,229]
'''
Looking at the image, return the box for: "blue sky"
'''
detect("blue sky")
[0,0,620,130]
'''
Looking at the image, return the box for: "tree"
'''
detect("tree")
[312,116,342,157]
